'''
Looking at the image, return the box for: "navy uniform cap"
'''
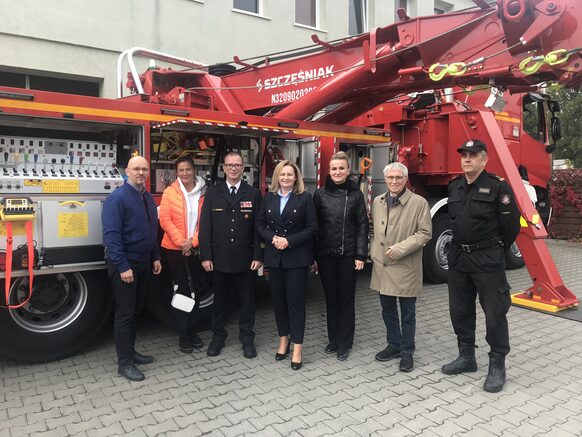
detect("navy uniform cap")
[456,139,487,153]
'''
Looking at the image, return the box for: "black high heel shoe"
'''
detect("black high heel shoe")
[291,360,302,371]
[275,343,290,361]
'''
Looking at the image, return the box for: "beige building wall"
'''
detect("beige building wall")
[0,0,477,98]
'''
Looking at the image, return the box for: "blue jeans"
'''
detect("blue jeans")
[380,295,416,356]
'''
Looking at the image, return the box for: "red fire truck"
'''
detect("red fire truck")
[1,0,580,362]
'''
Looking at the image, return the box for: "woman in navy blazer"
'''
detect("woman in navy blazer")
[256,160,317,370]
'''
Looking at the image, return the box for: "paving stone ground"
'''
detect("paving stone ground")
[2,240,582,437]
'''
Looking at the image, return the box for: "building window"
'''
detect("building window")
[434,1,453,14]
[348,0,367,35]
[0,71,100,97]
[296,0,317,27]
[233,0,259,14]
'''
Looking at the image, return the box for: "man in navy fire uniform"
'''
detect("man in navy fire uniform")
[441,139,520,393]
[199,151,263,359]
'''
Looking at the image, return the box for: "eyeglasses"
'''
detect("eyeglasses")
[224,163,244,169]
[385,176,405,181]
[130,167,149,173]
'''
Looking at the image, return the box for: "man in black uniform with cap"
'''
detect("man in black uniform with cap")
[441,139,520,392]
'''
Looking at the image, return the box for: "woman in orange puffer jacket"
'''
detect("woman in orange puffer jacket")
[159,156,207,354]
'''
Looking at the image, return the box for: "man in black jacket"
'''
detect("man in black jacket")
[199,151,263,359]
[441,139,521,392]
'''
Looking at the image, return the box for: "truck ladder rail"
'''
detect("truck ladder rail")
[117,47,208,98]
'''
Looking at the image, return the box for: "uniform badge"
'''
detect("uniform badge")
[240,201,252,208]
[478,187,491,194]
[244,214,250,219]
[501,194,510,205]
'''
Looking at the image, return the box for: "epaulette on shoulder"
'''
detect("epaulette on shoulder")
[487,173,505,182]
[449,175,463,182]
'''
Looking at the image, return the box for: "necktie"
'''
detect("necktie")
[230,186,236,197]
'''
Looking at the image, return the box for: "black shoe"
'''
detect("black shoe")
[442,343,477,375]
[324,343,337,354]
[483,352,506,393]
[375,346,401,362]
[118,365,145,381]
[337,349,349,361]
[399,354,414,372]
[291,361,302,370]
[179,331,194,354]
[133,351,154,365]
[243,343,257,359]
[275,343,290,361]
[207,341,224,357]
[191,332,204,349]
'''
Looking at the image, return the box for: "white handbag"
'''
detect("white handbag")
[170,259,196,313]
[171,288,196,313]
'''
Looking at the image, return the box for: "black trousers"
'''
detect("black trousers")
[268,266,308,344]
[317,255,357,350]
[108,259,151,367]
[163,249,202,333]
[211,270,255,345]
[448,267,511,356]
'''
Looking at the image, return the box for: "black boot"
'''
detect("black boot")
[441,343,477,375]
[483,352,506,393]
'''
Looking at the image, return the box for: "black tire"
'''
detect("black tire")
[0,270,112,363]
[423,214,453,284]
[505,242,525,269]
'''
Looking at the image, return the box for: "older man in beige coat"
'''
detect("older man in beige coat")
[370,162,432,372]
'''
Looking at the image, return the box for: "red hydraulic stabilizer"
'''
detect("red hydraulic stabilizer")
[470,112,578,312]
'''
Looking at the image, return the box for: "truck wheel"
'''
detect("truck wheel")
[505,242,525,269]
[423,214,453,284]
[0,270,112,363]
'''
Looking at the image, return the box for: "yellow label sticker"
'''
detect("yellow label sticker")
[42,180,80,193]
[58,212,89,238]
[0,221,27,236]
[24,179,42,186]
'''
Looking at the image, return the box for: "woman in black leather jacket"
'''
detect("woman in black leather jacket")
[313,151,369,361]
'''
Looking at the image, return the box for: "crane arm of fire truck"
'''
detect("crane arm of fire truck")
[156,0,581,123]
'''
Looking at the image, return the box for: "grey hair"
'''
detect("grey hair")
[383,162,409,178]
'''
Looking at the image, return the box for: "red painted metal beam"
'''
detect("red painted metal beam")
[476,110,578,309]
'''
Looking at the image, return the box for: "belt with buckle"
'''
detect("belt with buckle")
[455,236,503,253]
